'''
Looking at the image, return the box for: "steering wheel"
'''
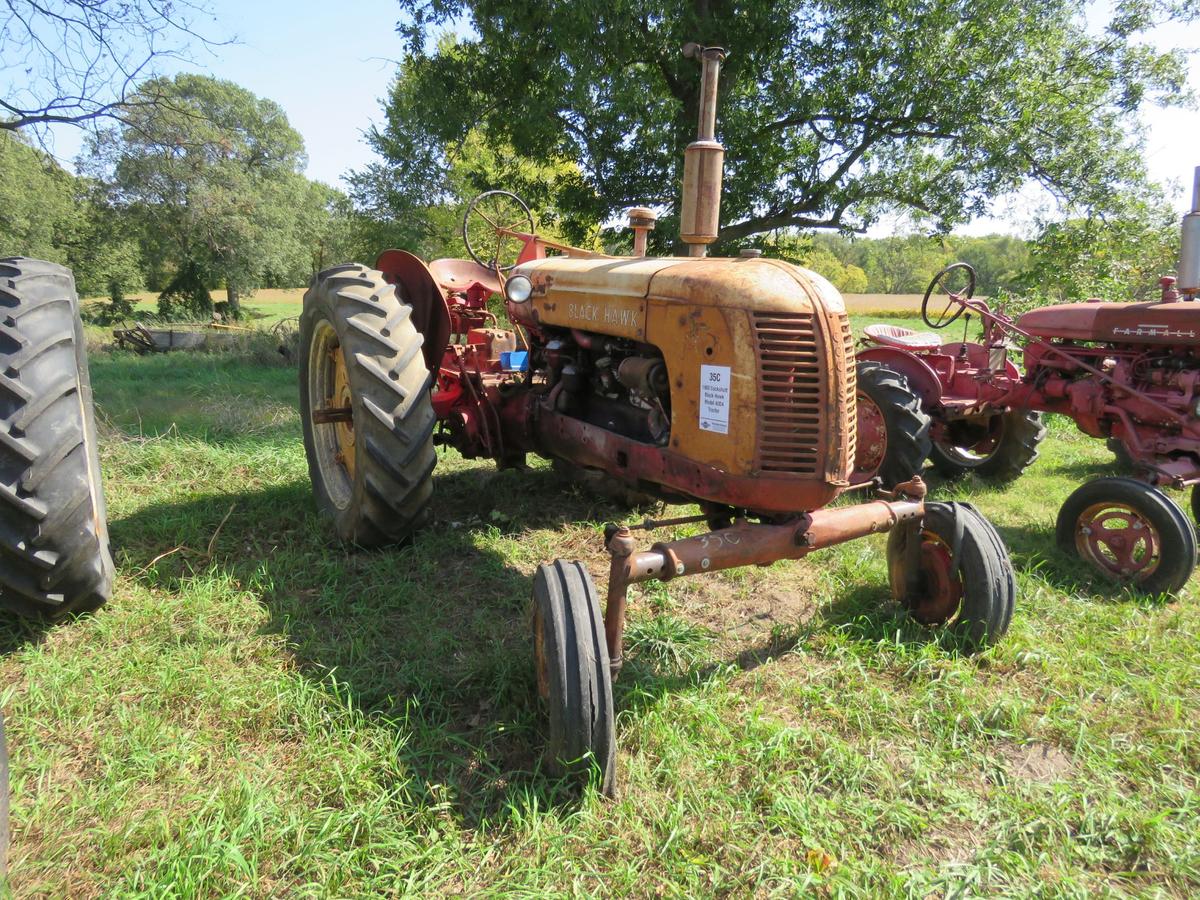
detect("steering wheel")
[462,190,535,272]
[921,262,977,330]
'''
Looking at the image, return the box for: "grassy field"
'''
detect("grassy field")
[2,316,1198,896]
[83,288,306,327]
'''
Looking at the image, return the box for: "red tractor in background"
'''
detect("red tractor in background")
[854,171,1200,596]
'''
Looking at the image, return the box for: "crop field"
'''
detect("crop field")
[2,316,1198,896]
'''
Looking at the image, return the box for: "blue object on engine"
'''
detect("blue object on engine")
[501,350,529,372]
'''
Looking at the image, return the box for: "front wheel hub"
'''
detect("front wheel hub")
[1074,504,1160,581]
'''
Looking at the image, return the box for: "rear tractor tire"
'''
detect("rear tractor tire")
[852,362,931,488]
[929,409,1046,482]
[887,502,1016,649]
[299,264,437,546]
[0,258,114,619]
[531,560,617,796]
[1056,477,1196,596]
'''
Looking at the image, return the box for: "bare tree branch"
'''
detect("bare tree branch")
[1,0,231,139]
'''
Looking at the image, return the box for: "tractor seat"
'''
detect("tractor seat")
[428,258,503,295]
[862,323,942,352]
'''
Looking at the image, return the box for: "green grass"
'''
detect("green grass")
[83,288,305,327]
[2,319,1199,896]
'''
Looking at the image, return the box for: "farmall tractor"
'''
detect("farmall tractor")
[854,174,1200,596]
[297,45,1017,792]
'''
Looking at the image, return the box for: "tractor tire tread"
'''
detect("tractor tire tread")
[0,257,114,620]
[300,263,437,548]
[854,361,931,488]
[931,409,1046,481]
[532,560,616,796]
[889,501,1015,648]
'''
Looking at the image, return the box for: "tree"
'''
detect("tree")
[370,0,1195,249]
[86,74,309,319]
[352,114,597,259]
[748,230,868,292]
[854,235,947,294]
[1017,188,1180,303]
[0,129,77,261]
[1,1,224,135]
[951,235,1030,297]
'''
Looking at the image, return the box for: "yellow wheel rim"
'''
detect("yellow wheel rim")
[308,319,357,509]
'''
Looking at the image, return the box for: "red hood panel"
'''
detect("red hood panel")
[1017,302,1200,344]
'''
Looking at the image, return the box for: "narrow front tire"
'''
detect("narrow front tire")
[1056,477,1196,595]
[531,560,617,796]
[887,502,1016,649]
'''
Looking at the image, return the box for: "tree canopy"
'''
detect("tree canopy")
[366,0,1195,248]
[87,74,314,317]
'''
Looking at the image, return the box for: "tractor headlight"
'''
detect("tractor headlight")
[505,274,533,303]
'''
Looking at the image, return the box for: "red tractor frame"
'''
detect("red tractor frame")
[855,218,1200,595]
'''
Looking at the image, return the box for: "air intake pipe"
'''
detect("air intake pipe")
[679,43,726,257]
[1180,166,1200,298]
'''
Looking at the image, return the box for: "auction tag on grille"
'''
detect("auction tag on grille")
[699,365,731,434]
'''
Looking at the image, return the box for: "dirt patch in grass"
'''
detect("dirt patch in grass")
[891,823,986,869]
[998,741,1076,785]
[674,565,819,647]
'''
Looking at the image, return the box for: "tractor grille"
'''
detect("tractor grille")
[752,312,823,474]
[839,316,857,471]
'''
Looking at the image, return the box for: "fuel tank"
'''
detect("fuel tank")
[513,255,857,512]
[1017,301,1200,345]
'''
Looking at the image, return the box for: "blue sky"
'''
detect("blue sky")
[43,0,406,187]
[40,0,1200,234]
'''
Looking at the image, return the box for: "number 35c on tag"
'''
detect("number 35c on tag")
[699,365,731,434]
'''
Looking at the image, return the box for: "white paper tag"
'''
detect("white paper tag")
[699,365,731,434]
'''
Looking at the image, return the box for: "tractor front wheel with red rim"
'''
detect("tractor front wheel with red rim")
[1056,477,1196,595]
[531,560,616,796]
[887,502,1016,649]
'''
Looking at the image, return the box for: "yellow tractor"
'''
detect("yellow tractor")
[298,45,1017,794]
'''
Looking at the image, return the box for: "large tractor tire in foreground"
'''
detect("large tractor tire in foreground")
[0,258,114,619]
[300,264,437,546]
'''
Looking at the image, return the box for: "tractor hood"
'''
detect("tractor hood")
[1018,301,1200,345]
[513,255,845,338]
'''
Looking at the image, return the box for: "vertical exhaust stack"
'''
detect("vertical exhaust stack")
[679,43,727,257]
[1180,166,1200,298]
